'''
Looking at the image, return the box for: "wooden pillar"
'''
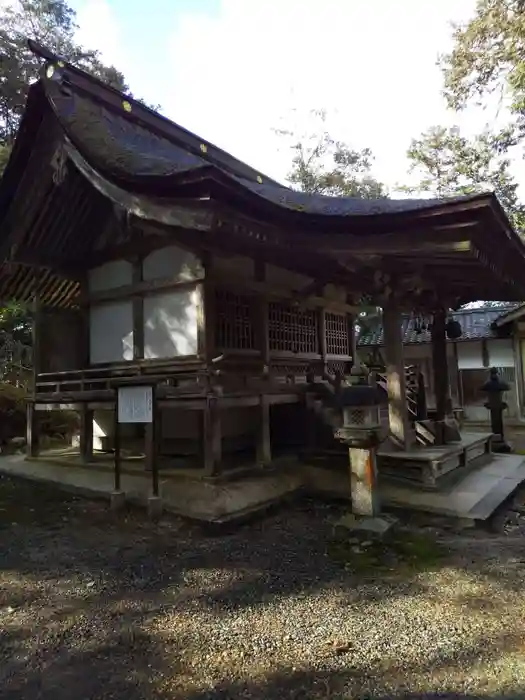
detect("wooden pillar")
[382,304,415,449]
[348,314,357,368]
[203,396,221,474]
[431,308,450,443]
[27,287,41,457]
[26,403,39,457]
[318,309,327,375]
[201,252,215,365]
[254,260,270,371]
[113,394,121,492]
[132,257,144,360]
[145,390,159,497]
[256,394,271,466]
[79,404,93,463]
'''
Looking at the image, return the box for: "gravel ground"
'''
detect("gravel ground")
[2,475,525,699]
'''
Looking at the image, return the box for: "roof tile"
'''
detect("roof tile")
[358,303,520,346]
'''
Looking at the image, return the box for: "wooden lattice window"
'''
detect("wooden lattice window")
[215,289,256,350]
[325,312,349,355]
[268,302,318,353]
[327,360,349,376]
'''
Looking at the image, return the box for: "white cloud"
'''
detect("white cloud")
[161,0,483,187]
[74,0,126,69]
[72,0,518,192]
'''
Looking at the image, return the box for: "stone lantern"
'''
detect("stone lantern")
[481,367,511,454]
[335,368,386,518]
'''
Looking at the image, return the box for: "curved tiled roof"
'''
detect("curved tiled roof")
[358,304,520,346]
[36,45,494,222]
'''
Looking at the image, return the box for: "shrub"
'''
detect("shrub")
[0,383,80,445]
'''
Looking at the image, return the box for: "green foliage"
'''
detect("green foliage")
[0,381,78,445]
[0,0,128,150]
[0,144,10,175]
[327,527,445,574]
[402,124,525,235]
[0,300,32,346]
[0,0,161,176]
[279,109,387,198]
[0,301,33,387]
[441,0,525,117]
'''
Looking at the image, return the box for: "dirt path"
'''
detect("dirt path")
[2,474,525,699]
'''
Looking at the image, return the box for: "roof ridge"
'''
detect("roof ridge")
[28,39,285,189]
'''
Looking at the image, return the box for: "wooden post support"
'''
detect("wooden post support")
[26,402,39,457]
[254,260,270,372]
[431,308,451,444]
[132,257,144,360]
[256,394,271,466]
[201,253,215,365]
[203,396,222,474]
[318,309,327,375]
[145,386,159,496]
[113,395,121,492]
[79,405,93,464]
[27,286,41,458]
[382,305,415,449]
[349,447,380,517]
[348,314,357,368]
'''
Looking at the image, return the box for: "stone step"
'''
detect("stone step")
[382,453,525,522]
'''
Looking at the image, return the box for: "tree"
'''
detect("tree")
[278,109,387,198]
[0,144,10,174]
[277,110,385,345]
[441,0,525,127]
[402,124,525,234]
[0,0,129,174]
[0,301,32,386]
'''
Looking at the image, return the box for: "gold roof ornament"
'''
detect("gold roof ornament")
[200,143,208,153]
[122,100,132,113]
[257,175,263,184]
[45,64,55,79]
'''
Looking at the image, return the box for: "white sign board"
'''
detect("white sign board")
[118,385,153,424]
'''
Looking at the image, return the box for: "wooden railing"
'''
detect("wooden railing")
[35,358,207,397]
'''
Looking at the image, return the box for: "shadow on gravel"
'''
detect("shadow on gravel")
[2,476,525,698]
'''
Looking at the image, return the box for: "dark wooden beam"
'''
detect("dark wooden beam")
[79,405,93,463]
[132,256,144,360]
[431,308,450,438]
[65,144,215,232]
[202,397,221,475]
[83,275,203,306]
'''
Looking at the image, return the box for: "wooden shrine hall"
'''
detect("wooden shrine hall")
[1,40,525,522]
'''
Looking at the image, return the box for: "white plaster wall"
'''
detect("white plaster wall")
[488,338,514,367]
[144,288,199,358]
[92,409,136,450]
[457,341,483,369]
[464,404,488,421]
[403,344,455,361]
[90,301,133,364]
[88,259,133,291]
[142,245,203,282]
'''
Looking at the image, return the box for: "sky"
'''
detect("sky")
[64,0,512,190]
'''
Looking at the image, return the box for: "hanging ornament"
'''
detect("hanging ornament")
[445,317,462,340]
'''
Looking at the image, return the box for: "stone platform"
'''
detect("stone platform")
[2,433,525,523]
[378,432,493,488]
[381,453,525,521]
[0,454,303,524]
